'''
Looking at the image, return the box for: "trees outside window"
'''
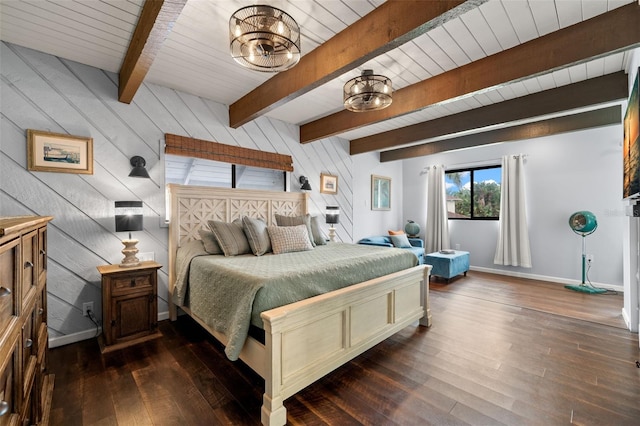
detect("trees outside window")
[445,166,501,220]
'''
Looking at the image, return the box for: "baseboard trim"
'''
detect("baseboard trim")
[49,328,102,348]
[469,266,624,292]
[621,307,639,332]
[49,310,171,348]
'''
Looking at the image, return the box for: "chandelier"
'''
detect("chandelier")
[343,69,393,112]
[229,5,301,72]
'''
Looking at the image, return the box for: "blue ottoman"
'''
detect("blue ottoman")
[424,250,470,282]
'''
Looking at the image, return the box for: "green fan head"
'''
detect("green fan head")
[569,211,597,235]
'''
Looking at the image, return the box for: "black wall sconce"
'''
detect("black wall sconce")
[299,175,311,191]
[129,156,150,178]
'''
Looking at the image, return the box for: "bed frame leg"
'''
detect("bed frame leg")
[261,394,286,426]
[419,266,432,327]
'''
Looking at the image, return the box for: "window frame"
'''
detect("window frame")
[445,165,501,221]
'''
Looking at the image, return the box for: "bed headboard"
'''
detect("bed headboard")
[167,184,308,309]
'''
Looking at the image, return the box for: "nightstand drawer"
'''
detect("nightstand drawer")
[111,274,152,294]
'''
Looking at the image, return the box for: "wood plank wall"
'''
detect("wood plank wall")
[0,41,354,346]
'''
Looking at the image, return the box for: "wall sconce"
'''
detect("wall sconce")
[325,206,340,242]
[299,175,312,191]
[129,156,150,178]
[115,201,143,267]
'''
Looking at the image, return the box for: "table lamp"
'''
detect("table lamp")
[115,201,143,267]
[325,206,339,242]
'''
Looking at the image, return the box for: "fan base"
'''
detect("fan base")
[564,284,606,294]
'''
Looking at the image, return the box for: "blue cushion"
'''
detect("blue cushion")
[358,236,392,247]
[357,236,424,264]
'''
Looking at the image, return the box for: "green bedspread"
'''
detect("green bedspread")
[173,241,418,360]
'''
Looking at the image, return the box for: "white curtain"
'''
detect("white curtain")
[494,154,532,267]
[425,165,450,253]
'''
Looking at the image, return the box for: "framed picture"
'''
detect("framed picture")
[27,130,93,174]
[371,175,391,210]
[320,173,338,194]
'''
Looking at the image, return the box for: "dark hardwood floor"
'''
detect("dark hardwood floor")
[49,271,640,425]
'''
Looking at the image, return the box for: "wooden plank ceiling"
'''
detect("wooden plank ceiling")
[1,0,637,159]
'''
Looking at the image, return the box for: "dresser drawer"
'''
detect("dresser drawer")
[32,291,45,350]
[20,231,37,308]
[36,227,47,287]
[0,342,18,426]
[111,273,153,295]
[0,239,19,341]
[21,315,36,399]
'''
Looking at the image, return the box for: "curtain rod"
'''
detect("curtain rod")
[421,154,528,175]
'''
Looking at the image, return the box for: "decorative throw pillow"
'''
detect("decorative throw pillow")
[207,219,251,256]
[388,230,405,235]
[198,229,223,255]
[267,225,314,255]
[390,233,412,248]
[242,216,272,256]
[274,213,316,246]
[309,215,326,246]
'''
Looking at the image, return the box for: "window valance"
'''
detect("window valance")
[165,133,293,172]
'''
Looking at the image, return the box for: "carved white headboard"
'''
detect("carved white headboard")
[167,184,308,296]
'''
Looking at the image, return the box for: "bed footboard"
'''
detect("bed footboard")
[260,264,431,426]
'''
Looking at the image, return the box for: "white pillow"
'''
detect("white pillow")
[274,214,316,247]
[267,225,314,255]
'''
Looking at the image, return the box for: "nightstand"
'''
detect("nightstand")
[97,261,162,353]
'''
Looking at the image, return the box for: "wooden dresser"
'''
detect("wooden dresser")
[0,216,54,425]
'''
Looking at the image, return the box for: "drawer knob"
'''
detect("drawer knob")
[25,338,33,348]
[24,261,34,268]
[38,307,44,315]
[0,400,9,416]
[0,287,11,297]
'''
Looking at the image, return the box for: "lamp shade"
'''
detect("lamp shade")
[115,201,143,232]
[325,206,340,224]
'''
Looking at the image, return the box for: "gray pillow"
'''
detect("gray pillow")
[309,215,326,246]
[198,229,223,254]
[267,225,314,255]
[390,233,412,248]
[242,216,272,256]
[275,213,315,246]
[207,219,251,256]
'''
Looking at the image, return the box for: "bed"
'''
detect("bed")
[167,184,431,425]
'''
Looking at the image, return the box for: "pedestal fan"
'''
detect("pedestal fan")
[565,211,605,294]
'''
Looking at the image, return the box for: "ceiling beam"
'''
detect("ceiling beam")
[228,0,480,128]
[301,1,640,144]
[118,0,187,104]
[380,105,621,162]
[350,71,627,155]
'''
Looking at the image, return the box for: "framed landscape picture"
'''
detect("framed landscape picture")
[27,130,93,174]
[371,175,391,210]
[320,173,338,194]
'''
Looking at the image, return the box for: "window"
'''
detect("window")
[445,166,501,220]
[165,154,285,191]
